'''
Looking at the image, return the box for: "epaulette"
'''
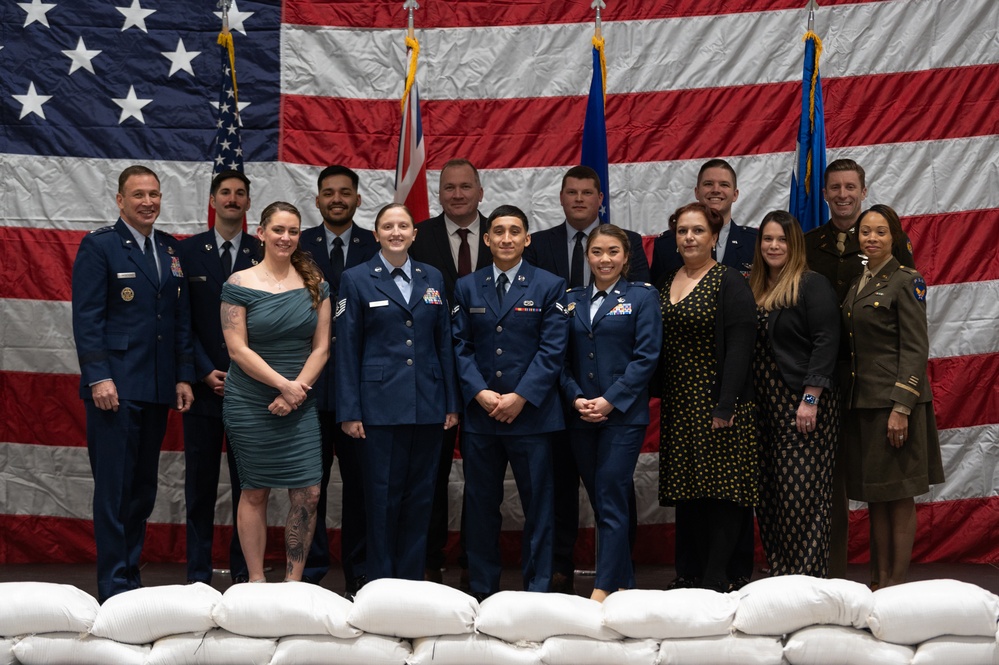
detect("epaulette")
[898,266,918,275]
[89,225,115,234]
[566,286,587,293]
[154,228,178,241]
[630,281,656,290]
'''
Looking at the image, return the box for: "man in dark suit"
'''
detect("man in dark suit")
[410,159,492,586]
[300,165,379,593]
[72,165,195,602]
[452,205,569,600]
[650,159,757,285]
[523,165,649,594]
[177,170,259,585]
[804,159,916,580]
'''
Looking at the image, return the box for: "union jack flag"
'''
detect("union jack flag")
[393,42,429,222]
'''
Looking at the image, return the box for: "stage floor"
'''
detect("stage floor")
[2,562,996,598]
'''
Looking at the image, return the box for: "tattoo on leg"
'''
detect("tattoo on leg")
[285,487,317,576]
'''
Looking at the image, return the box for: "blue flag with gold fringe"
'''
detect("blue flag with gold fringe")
[581,38,610,224]
[790,31,828,231]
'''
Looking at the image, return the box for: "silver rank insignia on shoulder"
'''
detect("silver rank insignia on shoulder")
[555,302,568,316]
[452,304,460,316]
[335,298,347,318]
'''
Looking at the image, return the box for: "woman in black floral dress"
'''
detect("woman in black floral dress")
[658,202,757,592]
[749,210,840,577]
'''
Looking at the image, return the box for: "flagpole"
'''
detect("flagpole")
[592,0,605,39]
[807,0,818,33]
[394,0,430,221]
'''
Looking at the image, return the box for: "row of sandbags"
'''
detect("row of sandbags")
[1,575,998,664]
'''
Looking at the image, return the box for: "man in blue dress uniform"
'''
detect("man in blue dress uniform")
[300,165,379,593]
[71,165,195,602]
[177,170,259,584]
[452,205,569,599]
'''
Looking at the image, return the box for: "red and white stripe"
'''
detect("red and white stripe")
[392,75,430,222]
[2,0,997,565]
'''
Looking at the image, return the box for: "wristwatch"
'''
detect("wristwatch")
[802,394,818,405]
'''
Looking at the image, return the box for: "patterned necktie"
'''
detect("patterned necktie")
[456,228,472,277]
[496,272,509,305]
[220,240,233,277]
[570,231,586,288]
[144,236,159,286]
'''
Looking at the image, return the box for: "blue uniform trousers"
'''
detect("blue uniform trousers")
[570,425,644,591]
[464,432,554,596]
[182,412,246,582]
[362,424,441,581]
[86,399,167,603]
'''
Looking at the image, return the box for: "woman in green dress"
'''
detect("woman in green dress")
[222,201,331,582]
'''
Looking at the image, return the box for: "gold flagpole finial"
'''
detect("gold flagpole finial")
[403,0,419,40]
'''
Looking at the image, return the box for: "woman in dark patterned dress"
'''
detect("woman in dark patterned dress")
[657,202,757,592]
[749,210,840,577]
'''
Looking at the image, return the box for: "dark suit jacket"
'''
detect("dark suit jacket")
[335,256,459,425]
[560,281,662,428]
[650,220,757,286]
[178,230,260,417]
[804,222,916,304]
[841,258,931,409]
[301,222,380,412]
[525,222,651,284]
[766,271,840,394]
[410,212,493,301]
[452,262,569,435]
[72,218,195,403]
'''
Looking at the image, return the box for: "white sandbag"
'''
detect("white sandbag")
[0,638,15,665]
[784,625,914,665]
[90,582,221,644]
[11,632,148,665]
[540,636,660,665]
[658,633,784,665]
[409,634,542,665]
[868,579,999,645]
[476,591,621,642]
[912,635,999,665]
[602,588,738,639]
[0,582,99,635]
[733,575,873,635]
[212,581,359,638]
[349,579,478,638]
[145,629,276,665]
[271,633,412,665]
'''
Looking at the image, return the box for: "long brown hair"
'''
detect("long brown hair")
[259,201,324,308]
[749,210,807,311]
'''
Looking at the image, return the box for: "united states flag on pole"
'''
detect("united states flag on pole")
[208,24,245,228]
[2,0,997,567]
[393,36,430,223]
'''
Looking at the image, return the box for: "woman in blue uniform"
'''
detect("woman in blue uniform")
[336,203,459,582]
[561,224,662,601]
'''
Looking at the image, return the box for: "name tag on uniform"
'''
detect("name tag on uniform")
[470,307,487,314]
[369,300,389,308]
[188,275,207,282]
[116,272,136,279]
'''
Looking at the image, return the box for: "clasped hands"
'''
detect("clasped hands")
[476,390,527,424]
[573,396,614,423]
[268,380,311,417]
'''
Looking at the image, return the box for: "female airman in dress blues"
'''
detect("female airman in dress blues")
[560,224,662,601]
[336,203,459,582]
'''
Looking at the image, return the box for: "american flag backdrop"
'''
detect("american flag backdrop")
[1,0,997,566]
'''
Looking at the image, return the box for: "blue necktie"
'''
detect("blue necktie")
[144,236,159,286]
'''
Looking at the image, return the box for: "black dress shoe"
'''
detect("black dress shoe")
[550,572,576,595]
[666,576,700,590]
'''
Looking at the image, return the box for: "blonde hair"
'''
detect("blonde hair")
[750,210,807,311]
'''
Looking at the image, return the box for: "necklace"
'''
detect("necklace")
[264,268,291,290]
